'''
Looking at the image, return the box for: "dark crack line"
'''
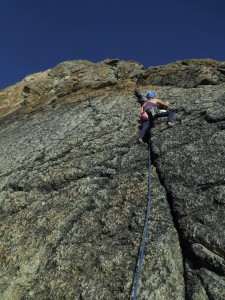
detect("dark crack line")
[150,144,192,300]
[151,145,225,299]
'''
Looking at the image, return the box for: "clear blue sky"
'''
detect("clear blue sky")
[1,0,225,90]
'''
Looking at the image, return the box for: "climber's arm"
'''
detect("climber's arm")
[156,99,170,107]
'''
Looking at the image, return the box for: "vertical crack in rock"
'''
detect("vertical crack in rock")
[133,146,185,300]
[152,160,190,299]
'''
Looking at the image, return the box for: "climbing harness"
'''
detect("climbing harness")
[131,145,153,299]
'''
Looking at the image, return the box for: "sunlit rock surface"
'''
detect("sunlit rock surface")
[0,58,224,299]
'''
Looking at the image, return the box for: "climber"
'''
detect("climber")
[138,91,175,143]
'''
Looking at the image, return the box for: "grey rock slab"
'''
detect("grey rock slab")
[0,58,225,299]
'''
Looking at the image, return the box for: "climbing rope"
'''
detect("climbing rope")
[131,144,152,300]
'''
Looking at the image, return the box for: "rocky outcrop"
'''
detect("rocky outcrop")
[0,58,224,300]
[139,59,225,88]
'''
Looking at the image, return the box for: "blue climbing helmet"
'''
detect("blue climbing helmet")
[146,91,156,99]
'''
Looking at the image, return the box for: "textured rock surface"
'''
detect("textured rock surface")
[0,58,224,299]
[139,59,225,88]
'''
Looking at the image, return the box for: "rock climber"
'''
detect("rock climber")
[138,91,175,143]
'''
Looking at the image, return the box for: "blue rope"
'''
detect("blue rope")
[132,145,152,300]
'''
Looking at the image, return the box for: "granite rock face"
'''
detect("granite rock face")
[139,59,225,88]
[0,58,224,300]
